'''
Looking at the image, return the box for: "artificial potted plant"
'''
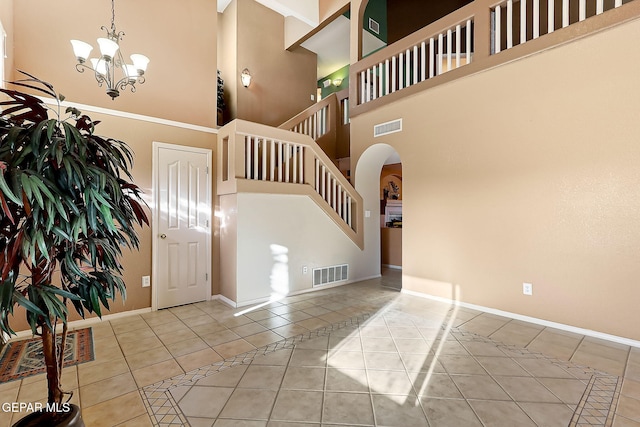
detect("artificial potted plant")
[0,72,148,426]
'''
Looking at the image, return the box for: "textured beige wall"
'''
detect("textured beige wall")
[235,0,317,127]
[13,0,217,127]
[351,17,640,341]
[9,108,217,332]
[218,5,238,124]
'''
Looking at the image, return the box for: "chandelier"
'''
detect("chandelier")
[70,0,149,99]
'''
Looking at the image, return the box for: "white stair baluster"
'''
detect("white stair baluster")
[597,0,604,14]
[277,141,283,182]
[372,64,377,100]
[299,146,304,183]
[292,145,297,183]
[447,29,452,71]
[429,38,435,78]
[534,0,540,38]
[413,45,418,84]
[392,55,397,93]
[399,52,404,89]
[360,71,365,104]
[253,137,259,180]
[548,0,554,34]
[466,21,472,64]
[562,0,569,28]
[520,0,527,44]
[379,62,384,97]
[270,139,275,181]
[405,49,411,86]
[579,0,586,21]
[438,34,443,74]
[333,178,337,212]
[321,165,326,200]
[385,59,390,95]
[456,25,461,68]
[421,41,426,81]
[245,136,251,179]
[285,143,290,182]
[507,0,513,49]
[261,138,266,180]
[495,5,501,53]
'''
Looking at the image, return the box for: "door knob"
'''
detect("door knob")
[160,234,167,239]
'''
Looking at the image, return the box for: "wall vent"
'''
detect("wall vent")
[313,264,348,287]
[368,18,380,35]
[374,119,402,137]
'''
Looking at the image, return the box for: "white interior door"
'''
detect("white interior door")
[154,142,211,309]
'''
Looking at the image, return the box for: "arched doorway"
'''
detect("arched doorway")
[354,143,402,290]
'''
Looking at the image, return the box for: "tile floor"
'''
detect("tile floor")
[0,270,639,426]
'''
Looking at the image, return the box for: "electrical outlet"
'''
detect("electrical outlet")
[302,266,308,274]
[365,210,371,218]
[310,94,315,101]
[523,282,533,296]
[142,276,151,288]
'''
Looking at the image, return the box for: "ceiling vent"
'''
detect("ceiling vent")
[374,119,402,137]
[369,18,380,35]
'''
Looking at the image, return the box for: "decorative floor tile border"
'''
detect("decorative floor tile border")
[141,313,373,427]
[140,307,623,427]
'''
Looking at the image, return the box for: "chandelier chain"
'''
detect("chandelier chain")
[110,0,116,33]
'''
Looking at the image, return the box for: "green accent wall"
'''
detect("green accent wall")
[363,0,387,44]
[318,65,350,99]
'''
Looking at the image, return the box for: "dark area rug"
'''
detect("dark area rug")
[0,327,94,382]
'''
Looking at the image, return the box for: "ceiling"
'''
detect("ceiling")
[301,15,351,80]
[301,16,386,79]
[217,0,318,26]
[218,0,386,80]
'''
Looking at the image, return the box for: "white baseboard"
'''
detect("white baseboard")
[382,264,402,270]
[213,275,384,309]
[401,288,640,349]
[217,294,237,308]
[8,308,152,341]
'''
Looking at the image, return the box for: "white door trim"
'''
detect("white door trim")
[151,141,212,311]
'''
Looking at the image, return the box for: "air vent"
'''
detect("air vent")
[369,18,380,35]
[374,119,402,137]
[313,264,348,287]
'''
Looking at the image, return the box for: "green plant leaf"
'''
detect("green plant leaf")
[35,230,50,261]
[43,285,81,301]
[0,170,22,206]
[14,290,46,318]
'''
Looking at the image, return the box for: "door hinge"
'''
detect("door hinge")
[206,219,209,228]
[205,273,208,281]
[206,167,209,175]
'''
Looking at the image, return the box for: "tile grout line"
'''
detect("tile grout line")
[140,313,373,426]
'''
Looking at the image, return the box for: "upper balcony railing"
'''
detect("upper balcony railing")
[351,0,639,116]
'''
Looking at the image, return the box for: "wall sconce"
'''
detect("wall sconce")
[241,68,251,87]
[332,78,343,87]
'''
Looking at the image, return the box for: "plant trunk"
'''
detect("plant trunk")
[41,322,63,405]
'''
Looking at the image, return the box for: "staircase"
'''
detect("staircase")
[217,119,363,249]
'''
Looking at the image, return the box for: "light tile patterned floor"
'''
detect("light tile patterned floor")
[1,270,639,426]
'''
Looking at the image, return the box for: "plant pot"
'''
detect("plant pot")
[12,404,84,427]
